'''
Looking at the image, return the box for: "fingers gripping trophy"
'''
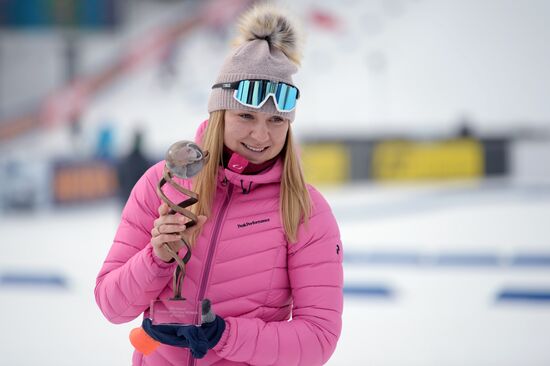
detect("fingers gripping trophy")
[142,141,209,330]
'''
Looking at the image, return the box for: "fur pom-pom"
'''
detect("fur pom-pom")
[234,3,303,66]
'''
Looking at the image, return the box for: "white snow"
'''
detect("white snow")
[1,180,550,365]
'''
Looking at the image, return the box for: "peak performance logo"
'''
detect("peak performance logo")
[237,218,270,229]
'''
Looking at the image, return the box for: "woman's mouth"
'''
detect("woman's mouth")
[242,143,269,153]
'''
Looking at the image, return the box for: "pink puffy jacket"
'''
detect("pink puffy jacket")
[95,122,344,365]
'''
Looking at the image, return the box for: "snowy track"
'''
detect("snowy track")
[1,180,549,365]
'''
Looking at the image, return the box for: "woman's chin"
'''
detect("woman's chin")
[246,157,265,164]
[238,150,269,164]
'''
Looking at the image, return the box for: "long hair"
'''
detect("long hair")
[190,110,311,244]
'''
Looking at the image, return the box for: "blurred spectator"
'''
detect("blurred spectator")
[456,115,476,138]
[1,160,36,211]
[158,42,180,89]
[96,124,115,160]
[116,129,151,207]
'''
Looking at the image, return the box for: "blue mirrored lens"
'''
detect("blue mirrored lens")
[252,81,260,105]
[241,81,251,104]
[275,83,297,111]
[234,80,297,111]
[284,86,297,110]
[236,82,244,100]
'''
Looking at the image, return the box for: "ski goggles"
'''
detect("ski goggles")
[212,79,300,112]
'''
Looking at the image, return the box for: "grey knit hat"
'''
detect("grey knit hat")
[208,4,303,121]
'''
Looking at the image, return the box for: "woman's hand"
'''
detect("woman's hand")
[150,202,207,262]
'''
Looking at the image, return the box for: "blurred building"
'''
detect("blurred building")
[0,0,549,211]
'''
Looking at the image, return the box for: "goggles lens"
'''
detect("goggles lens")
[212,80,299,112]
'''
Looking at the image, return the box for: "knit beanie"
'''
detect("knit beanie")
[208,3,303,121]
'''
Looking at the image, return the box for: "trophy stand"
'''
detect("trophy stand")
[150,141,209,325]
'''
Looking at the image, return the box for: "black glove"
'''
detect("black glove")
[142,299,226,359]
[197,299,226,351]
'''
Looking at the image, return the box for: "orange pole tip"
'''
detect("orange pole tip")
[129,327,160,356]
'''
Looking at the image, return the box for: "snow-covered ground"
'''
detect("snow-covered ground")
[1,179,549,365]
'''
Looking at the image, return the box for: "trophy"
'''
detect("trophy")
[150,140,209,326]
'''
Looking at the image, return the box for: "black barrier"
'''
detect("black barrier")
[347,140,376,181]
[481,138,509,176]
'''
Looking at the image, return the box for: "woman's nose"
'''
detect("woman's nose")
[250,122,269,142]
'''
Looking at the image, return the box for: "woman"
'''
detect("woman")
[95,4,343,365]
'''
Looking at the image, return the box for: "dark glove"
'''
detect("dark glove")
[197,299,226,351]
[142,299,226,359]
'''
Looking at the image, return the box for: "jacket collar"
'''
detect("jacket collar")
[218,157,283,194]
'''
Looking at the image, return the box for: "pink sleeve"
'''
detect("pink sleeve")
[213,189,344,365]
[94,162,177,324]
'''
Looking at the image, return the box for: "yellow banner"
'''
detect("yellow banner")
[302,143,350,184]
[372,139,483,180]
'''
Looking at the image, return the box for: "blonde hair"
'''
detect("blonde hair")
[191,110,311,244]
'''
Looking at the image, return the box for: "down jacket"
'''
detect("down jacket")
[95,123,344,366]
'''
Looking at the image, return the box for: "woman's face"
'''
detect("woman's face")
[224,109,290,164]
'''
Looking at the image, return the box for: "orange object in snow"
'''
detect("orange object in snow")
[130,327,160,355]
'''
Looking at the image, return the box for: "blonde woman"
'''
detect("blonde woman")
[95,4,343,365]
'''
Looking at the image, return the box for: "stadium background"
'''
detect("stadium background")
[1,1,549,365]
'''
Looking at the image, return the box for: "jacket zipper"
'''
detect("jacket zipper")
[188,183,234,366]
